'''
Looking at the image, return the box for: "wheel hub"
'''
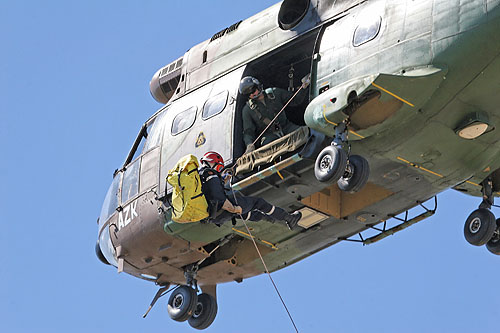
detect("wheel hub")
[469,217,482,234]
[490,229,500,243]
[193,302,204,318]
[342,162,354,180]
[173,294,184,309]
[320,155,332,171]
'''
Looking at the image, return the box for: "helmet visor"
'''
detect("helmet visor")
[240,84,257,95]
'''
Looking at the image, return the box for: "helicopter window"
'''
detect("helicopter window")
[171,106,197,135]
[202,90,228,120]
[98,224,117,266]
[144,110,167,152]
[353,16,382,47]
[99,172,122,223]
[121,159,140,204]
[127,122,152,165]
[130,134,147,162]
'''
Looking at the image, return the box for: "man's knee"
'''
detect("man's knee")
[254,197,273,212]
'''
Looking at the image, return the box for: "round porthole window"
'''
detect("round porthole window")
[278,0,310,30]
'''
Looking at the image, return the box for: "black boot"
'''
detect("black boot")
[265,205,301,230]
[284,211,302,230]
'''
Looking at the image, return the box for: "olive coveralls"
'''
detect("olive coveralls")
[242,87,304,147]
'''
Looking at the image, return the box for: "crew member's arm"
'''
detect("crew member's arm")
[277,74,310,107]
[222,199,242,214]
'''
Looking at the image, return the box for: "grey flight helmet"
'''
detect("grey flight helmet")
[239,76,263,98]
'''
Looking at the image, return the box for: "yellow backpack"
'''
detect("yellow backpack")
[166,154,209,223]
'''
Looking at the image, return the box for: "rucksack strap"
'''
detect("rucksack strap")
[191,193,204,200]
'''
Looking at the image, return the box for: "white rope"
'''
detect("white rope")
[229,186,299,333]
[251,86,304,147]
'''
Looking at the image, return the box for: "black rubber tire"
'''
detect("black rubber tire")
[464,209,496,246]
[314,145,348,183]
[167,286,198,322]
[337,155,370,193]
[486,218,500,255]
[188,293,218,330]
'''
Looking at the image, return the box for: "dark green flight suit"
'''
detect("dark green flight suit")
[242,87,304,147]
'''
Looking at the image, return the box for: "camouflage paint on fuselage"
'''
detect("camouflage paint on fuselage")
[98,0,500,289]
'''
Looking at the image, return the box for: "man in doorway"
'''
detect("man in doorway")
[239,75,310,153]
[199,151,302,229]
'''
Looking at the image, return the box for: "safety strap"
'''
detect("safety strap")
[248,102,272,126]
[191,193,204,200]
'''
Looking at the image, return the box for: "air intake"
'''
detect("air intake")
[278,0,310,30]
[150,57,183,104]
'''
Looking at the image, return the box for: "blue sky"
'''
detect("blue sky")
[1,1,499,332]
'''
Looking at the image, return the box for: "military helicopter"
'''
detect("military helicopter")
[96,0,500,330]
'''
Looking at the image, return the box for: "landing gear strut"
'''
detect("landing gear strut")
[314,120,369,193]
[463,177,500,255]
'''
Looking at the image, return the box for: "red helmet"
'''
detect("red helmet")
[200,151,224,172]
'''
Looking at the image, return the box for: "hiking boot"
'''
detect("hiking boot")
[284,211,302,230]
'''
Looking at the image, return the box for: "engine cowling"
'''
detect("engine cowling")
[150,56,183,104]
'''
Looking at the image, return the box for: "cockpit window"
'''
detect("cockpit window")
[99,172,122,223]
[353,16,382,47]
[128,123,152,164]
[202,90,228,120]
[144,110,167,152]
[130,134,146,163]
[121,159,140,204]
[125,110,167,166]
[171,106,197,135]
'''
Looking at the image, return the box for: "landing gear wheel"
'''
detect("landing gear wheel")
[167,286,198,322]
[188,293,218,330]
[314,145,348,183]
[337,155,370,193]
[464,208,496,246]
[486,218,500,255]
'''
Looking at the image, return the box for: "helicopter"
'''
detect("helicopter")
[96,0,500,329]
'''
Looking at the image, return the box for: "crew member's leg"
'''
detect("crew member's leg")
[235,194,301,229]
[260,133,280,146]
[240,210,268,222]
[210,210,234,226]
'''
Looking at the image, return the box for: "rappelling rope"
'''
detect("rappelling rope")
[222,82,307,331]
[229,186,299,333]
[251,85,304,147]
[229,85,305,175]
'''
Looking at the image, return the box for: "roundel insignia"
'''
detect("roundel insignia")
[195,132,206,148]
